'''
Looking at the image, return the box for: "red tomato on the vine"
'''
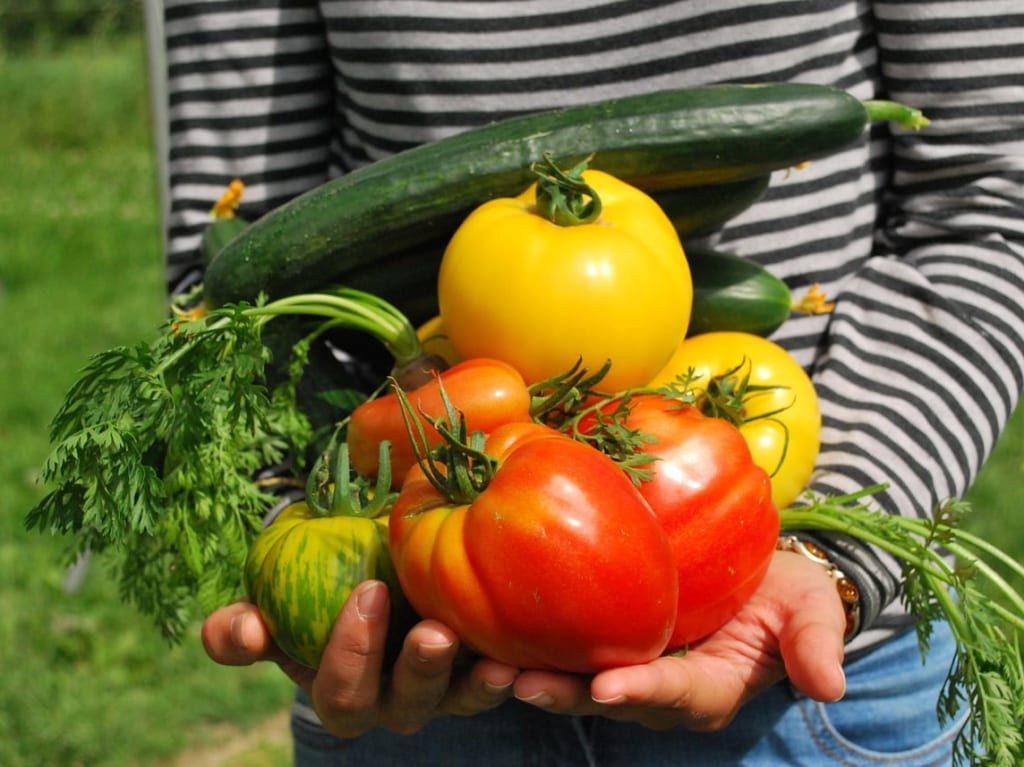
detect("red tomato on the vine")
[388,421,679,672]
[580,394,779,647]
[648,332,820,509]
[346,358,532,486]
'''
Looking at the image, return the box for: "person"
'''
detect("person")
[162,2,1024,765]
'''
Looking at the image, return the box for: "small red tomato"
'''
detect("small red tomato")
[346,358,532,486]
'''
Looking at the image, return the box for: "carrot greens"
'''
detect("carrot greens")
[25,288,425,641]
[782,489,1024,767]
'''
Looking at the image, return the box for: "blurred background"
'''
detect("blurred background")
[0,2,293,765]
[0,2,1020,765]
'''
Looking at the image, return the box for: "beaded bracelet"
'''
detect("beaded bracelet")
[776,535,862,640]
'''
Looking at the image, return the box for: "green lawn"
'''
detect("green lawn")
[1,31,1021,767]
[0,37,293,767]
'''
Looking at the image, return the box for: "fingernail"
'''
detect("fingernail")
[484,681,514,696]
[591,693,626,705]
[355,581,387,621]
[828,670,848,703]
[417,641,455,662]
[516,691,554,709]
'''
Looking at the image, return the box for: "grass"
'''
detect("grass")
[958,402,1024,599]
[0,29,1021,767]
[0,37,292,767]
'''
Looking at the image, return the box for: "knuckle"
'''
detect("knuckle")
[315,695,378,739]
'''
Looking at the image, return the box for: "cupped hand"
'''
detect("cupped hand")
[511,550,848,731]
[201,580,519,737]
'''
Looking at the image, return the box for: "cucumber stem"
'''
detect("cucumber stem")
[862,99,931,130]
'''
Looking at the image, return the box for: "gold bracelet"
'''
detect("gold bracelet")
[777,535,862,640]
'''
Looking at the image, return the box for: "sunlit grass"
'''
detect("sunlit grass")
[0,37,292,767]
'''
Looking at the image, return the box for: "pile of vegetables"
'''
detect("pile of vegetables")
[26,83,1024,766]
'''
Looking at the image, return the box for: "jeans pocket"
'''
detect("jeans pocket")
[797,695,966,766]
[794,621,966,766]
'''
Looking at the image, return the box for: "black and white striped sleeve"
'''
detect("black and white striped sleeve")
[801,0,1024,648]
[163,0,334,295]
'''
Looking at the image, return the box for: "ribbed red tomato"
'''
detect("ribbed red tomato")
[388,421,678,672]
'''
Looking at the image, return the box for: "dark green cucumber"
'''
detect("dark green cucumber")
[205,84,920,307]
[686,246,793,337]
[652,175,770,239]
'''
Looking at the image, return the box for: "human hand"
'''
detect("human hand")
[510,550,848,731]
[201,580,519,737]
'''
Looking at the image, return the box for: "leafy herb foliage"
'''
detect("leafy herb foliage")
[783,490,1024,767]
[26,288,423,641]
[26,305,311,639]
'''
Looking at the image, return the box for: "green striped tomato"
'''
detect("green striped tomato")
[243,500,405,669]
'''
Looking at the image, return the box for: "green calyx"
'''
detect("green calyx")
[305,439,396,519]
[392,376,498,506]
[532,152,603,226]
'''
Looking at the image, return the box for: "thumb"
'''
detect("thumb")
[201,600,277,665]
[776,570,848,702]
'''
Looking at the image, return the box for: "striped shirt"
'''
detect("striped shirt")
[162,0,1024,655]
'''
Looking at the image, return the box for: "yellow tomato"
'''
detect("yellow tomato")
[648,331,821,508]
[437,168,692,392]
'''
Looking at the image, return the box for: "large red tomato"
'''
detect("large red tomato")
[388,421,678,672]
[580,394,779,647]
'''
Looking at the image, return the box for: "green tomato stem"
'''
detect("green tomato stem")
[305,440,396,519]
[532,152,603,227]
[391,375,497,505]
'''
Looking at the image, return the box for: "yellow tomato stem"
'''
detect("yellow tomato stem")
[532,152,603,226]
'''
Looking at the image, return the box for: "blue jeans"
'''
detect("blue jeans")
[292,621,965,766]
